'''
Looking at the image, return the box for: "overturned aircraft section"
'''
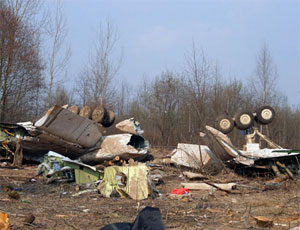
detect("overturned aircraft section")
[167,105,300,179]
[209,105,300,178]
[0,105,150,164]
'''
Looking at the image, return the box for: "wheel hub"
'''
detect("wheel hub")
[240,114,251,125]
[261,109,272,120]
[220,119,231,129]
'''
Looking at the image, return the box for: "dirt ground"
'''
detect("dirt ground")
[1,148,300,230]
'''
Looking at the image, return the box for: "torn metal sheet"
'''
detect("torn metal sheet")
[15,121,88,161]
[241,148,300,159]
[203,126,241,161]
[203,126,300,178]
[170,143,223,175]
[1,106,151,166]
[80,134,149,165]
[98,165,150,200]
[115,118,144,135]
[37,152,75,183]
[37,152,102,184]
[21,131,88,161]
[34,105,103,149]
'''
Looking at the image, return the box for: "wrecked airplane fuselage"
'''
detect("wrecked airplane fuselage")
[203,126,300,177]
[0,106,150,164]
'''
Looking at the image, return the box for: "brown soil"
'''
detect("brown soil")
[0,149,300,230]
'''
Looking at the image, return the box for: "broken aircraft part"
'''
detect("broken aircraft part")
[1,105,149,164]
[202,126,238,161]
[203,125,300,177]
[80,134,149,165]
[98,164,150,200]
[35,105,103,149]
[37,152,102,184]
[170,143,223,175]
[115,118,144,135]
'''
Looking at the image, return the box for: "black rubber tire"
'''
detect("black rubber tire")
[101,110,115,127]
[234,110,254,130]
[215,115,234,134]
[255,105,275,124]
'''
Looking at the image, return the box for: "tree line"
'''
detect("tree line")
[0,0,299,149]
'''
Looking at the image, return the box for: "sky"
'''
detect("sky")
[45,0,300,106]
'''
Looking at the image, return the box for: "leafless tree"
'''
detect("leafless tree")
[183,42,212,136]
[46,0,70,107]
[76,20,122,108]
[0,0,44,121]
[251,43,278,105]
[51,83,72,106]
[137,72,183,145]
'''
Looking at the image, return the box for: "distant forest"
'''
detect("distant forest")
[0,0,299,149]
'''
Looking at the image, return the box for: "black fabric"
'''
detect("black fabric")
[101,206,164,230]
[101,223,132,230]
[131,206,164,230]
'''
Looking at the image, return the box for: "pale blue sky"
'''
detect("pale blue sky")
[46,0,300,106]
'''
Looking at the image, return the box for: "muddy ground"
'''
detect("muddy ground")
[0,148,300,230]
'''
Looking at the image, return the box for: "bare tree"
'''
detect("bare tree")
[51,83,72,106]
[46,0,70,106]
[183,42,212,136]
[5,0,43,24]
[76,20,122,108]
[251,43,278,105]
[139,72,183,145]
[0,0,44,121]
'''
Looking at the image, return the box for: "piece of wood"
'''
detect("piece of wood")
[183,171,208,180]
[203,181,233,194]
[152,158,173,165]
[23,213,35,225]
[79,106,92,119]
[68,105,80,114]
[270,164,282,177]
[181,182,236,191]
[276,161,294,180]
[92,106,106,123]
[253,216,273,228]
[13,139,23,167]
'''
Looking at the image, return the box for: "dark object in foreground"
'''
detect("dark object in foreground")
[101,206,164,230]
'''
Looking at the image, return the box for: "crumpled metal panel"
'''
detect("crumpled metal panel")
[98,165,150,200]
[34,105,103,148]
[80,134,149,165]
[115,118,144,135]
[171,143,223,175]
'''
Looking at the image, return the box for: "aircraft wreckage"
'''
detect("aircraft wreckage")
[170,105,300,178]
[0,104,299,180]
[0,105,149,165]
